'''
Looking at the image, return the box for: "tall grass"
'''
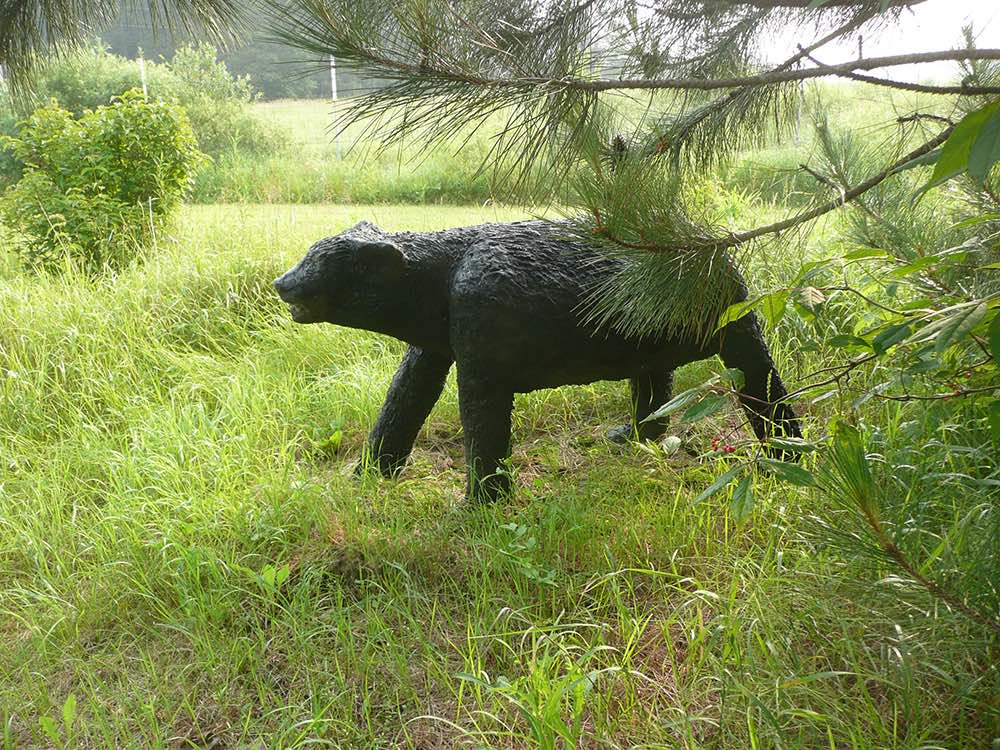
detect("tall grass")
[0,203,994,748]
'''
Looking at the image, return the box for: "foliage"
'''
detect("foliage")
[0,90,203,273]
[10,43,281,160]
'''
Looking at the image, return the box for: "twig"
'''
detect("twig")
[606,124,954,253]
[858,503,1000,633]
[802,51,1000,96]
[328,47,1000,94]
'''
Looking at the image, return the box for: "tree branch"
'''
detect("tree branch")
[601,124,953,254]
[657,13,877,153]
[802,51,1000,95]
[347,48,1000,93]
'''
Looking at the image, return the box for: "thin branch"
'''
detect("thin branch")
[858,504,1000,632]
[339,48,1000,93]
[874,384,999,401]
[729,0,928,6]
[600,124,953,254]
[657,13,876,154]
[803,51,1000,95]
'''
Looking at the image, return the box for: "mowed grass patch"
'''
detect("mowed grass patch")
[0,204,993,748]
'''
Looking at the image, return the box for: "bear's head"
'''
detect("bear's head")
[273,222,405,324]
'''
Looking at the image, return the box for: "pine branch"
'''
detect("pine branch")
[294,44,1000,94]
[704,124,954,250]
[723,0,928,6]
[802,51,1000,95]
[656,13,877,159]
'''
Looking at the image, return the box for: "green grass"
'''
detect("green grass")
[191,99,498,205]
[191,82,951,207]
[0,202,994,748]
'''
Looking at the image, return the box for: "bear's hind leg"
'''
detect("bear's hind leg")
[457,370,514,503]
[361,346,453,477]
[608,371,674,444]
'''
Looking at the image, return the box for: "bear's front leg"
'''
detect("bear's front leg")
[718,312,802,448]
[457,369,514,503]
[361,346,453,477]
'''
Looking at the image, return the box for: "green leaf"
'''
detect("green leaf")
[39,716,59,745]
[829,334,871,350]
[760,291,789,328]
[62,693,77,732]
[922,101,1000,194]
[889,147,941,175]
[968,106,1000,184]
[988,400,1000,443]
[933,302,987,354]
[843,247,890,260]
[644,381,715,422]
[714,298,758,332]
[729,475,754,523]
[871,322,911,355]
[767,437,819,454]
[694,465,743,504]
[988,312,1000,368]
[760,458,815,487]
[720,368,745,390]
[680,394,729,423]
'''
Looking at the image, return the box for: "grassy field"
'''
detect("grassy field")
[191,82,947,206]
[0,199,994,748]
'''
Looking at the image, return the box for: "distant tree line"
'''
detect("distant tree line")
[101,7,379,100]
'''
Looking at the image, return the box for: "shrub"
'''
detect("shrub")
[22,43,281,159]
[0,90,203,273]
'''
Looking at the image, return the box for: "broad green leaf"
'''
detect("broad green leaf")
[871,322,911,355]
[714,290,788,332]
[760,290,790,328]
[843,247,890,260]
[933,302,986,353]
[889,147,941,175]
[680,394,729,423]
[729,475,754,523]
[989,312,1000,368]
[968,105,1000,184]
[720,368,745,390]
[760,458,816,487]
[988,400,1000,443]
[63,693,77,731]
[39,717,59,746]
[643,385,707,422]
[767,437,819,454]
[714,297,758,332]
[923,100,1000,194]
[694,465,743,504]
[829,334,872,350]
[951,212,1000,229]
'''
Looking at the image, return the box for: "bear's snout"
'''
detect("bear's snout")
[272,273,301,303]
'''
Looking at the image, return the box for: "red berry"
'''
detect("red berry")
[711,437,721,450]
[724,444,736,454]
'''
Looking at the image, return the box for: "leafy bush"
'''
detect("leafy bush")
[22,43,281,159]
[0,90,203,273]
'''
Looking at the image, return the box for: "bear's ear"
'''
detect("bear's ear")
[359,240,405,273]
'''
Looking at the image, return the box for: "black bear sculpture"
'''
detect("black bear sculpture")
[274,220,802,502]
